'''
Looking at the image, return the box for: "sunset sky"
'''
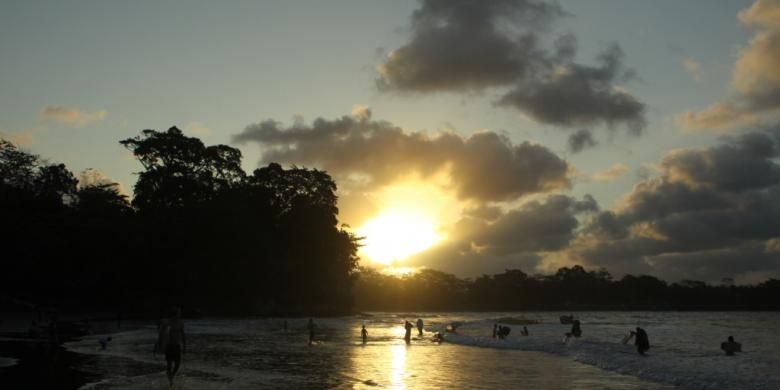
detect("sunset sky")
[3,0,780,283]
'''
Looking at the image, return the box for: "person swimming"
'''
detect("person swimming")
[721,336,742,356]
[361,324,368,344]
[99,336,112,350]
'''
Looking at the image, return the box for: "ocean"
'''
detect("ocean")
[62,312,780,389]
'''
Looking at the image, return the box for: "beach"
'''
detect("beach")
[2,312,757,389]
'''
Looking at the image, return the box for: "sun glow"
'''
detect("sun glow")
[357,209,442,265]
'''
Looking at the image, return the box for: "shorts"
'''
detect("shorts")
[165,344,182,362]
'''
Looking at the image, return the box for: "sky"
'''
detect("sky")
[3,0,780,284]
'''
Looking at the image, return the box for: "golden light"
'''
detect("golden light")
[357,208,442,265]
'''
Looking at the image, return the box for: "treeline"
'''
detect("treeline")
[4,129,780,316]
[0,128,359,316]
[354,266,780,311]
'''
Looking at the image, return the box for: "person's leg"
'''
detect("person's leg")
[166,358,174,384]
[172,357,181,377]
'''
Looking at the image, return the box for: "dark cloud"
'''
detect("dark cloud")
[378,0,645,134]
[377,0,563,92]
[568,128,597,153]
[659,129,780,192]
[233,111,570,202]
[406,194,597,276]
[499,45,645,134]
[566,125,780,283]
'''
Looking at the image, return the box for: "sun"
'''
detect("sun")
[357,208,442,265]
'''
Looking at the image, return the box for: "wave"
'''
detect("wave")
[441,318,780,390]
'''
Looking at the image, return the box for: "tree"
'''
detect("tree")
[120,127,245,212]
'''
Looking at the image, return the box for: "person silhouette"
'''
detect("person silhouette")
[404,321,413,344]
[721,336,742,356]
[308,318,316,345]
[630,327,650,355]
[154,307,186,388]
[416,318,424,336]
[361,324,368,344]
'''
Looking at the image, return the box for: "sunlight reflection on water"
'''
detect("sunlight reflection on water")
[67,313,680,389]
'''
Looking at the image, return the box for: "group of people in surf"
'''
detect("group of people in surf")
[143,311,742,388]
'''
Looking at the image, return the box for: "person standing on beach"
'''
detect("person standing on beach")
[404,321,413,344]
[155,307,186,388]
[416,318,424,336]
[361,324,368,344]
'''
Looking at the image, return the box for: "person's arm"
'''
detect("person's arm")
[182,324,186,354]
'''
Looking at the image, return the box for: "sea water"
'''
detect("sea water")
[64,312,780,389]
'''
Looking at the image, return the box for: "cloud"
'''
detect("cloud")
[41,105,107,127]
[377,0,646,134]
[683,57,703,82]
[677,101,760,131]
[184,122,210,137]
[376,0,564,92]
[560,125,780,282]
[0,129,34,146]
[592,163,629,183]
[351,104,372,121]
[568,128,597,153]
[77,168,128,195]
[498,44,646,134]
[405,194,598,276]
[680,0,780,131]
[233,111,570,202]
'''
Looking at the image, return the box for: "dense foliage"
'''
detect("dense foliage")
[354,266,780,311]
[1,128,359,315]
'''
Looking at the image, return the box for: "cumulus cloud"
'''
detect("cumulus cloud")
[680,0,780,130]
[592,163,629,183]
[498,44,645,134]
[561,125,780,282]
[404,194,598,276]
[377,0,645,134]
[377,0,563,92]
[567,128,597,153]
[233,110,570,202]
[41,105,107,127]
